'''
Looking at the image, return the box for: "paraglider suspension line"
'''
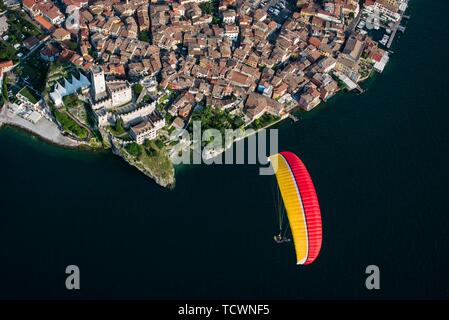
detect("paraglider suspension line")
[274,185,291,243]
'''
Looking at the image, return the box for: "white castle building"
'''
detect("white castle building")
[91,66,107,99]
[50,73,91,107]
[90,66,133,110]
[91,80,133,110]
[118,101,156,125]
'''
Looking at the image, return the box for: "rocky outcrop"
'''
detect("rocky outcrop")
[109,134,175,189]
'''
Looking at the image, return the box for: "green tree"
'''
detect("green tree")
[65,41,78,51]
[138,31,151,43]
[133,83,144,96]
[126,142,142,157]
[115,118,125,134]
[0,1,7,11]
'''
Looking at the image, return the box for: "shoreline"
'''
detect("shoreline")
[0,122,95,151]
[0,106,90,150]
[0,67,377,187]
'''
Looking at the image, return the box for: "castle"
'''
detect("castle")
[90,66,133,110]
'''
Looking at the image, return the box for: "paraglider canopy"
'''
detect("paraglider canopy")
[270,151,322,265]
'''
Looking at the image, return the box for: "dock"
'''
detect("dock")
[386,22,399,48]
[355,86,365,94]
[386,9,409,48]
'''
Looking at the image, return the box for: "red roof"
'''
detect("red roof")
[23,0,37,9]
[372,53,383,62]
[308,37,321,48]
[35,15,55,31]
[0,60,14,69]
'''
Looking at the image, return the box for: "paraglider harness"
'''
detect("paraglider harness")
[274,233,291,243]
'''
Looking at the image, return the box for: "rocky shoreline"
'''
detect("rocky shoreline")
[109,134,175,189]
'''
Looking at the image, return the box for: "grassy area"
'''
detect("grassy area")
[159,90,177,106]
[124,140,174,183]
[54,109,89,139]
[141,140,174,181]
[67,100,91,127]
[124,140,175,186]
[63,94,81,109]
[47,61,71,82]
[249,113,280,130]
[18,86,40,104]
[359,59,374,79]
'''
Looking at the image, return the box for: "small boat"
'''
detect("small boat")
[379,34,389,45]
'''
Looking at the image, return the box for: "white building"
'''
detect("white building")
[364,0,401,23]
[93,107,110,127]
[91,80,133,110]
[109,82,132,108]
[374,52,390,73]
[224,25,239,41]
[130,111,165,144]
[222,10,236,24]
[91,66,107,99]
[119,101,156,125]
[50,73,91,106]
[316,10,342,24]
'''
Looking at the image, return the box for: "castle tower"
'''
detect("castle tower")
[91,66,106,99]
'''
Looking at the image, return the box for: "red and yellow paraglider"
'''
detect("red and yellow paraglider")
[270,151,322,265]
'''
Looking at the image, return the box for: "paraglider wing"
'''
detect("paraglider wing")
[270,151,322,265]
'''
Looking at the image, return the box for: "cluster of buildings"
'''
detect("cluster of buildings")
[363,0,407,23]
[88,65,165,144]
[3,0,403,146]
[98,0,388,122]
[77,0,162,78]
[22,0,65,26]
